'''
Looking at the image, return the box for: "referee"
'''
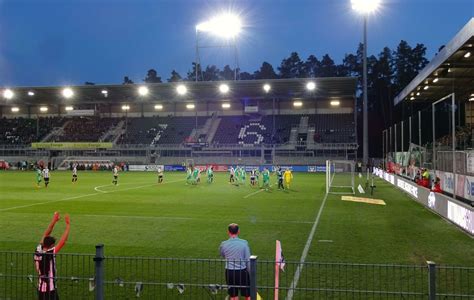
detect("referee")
[219,223,251,300]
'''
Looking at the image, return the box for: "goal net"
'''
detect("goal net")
[326,160,355,194]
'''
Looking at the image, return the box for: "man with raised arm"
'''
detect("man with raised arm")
[34,212,71,300]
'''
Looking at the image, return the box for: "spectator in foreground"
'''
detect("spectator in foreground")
[35,212,70,300]
[219,223,251,300]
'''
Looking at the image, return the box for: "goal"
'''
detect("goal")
[326,160,355,194]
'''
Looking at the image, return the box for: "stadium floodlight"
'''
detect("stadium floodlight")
[464,52,471,58]
[121,105,130,111]
[138,86,149,96]
[263,84,271,93]
[11,107,19,112]
[28,91,35,96]
[306,82,316,91]
[62,88,74,99]
[351,0,380,13]
[433,77,439,83]
[65,106,74,111]
[416,92,420,96]
[101,90,108,95]
[154,104,163,110]
[222,103,231,109]
[219,84,230,94]
[176,84,187,96]
[40,106,48,112]
[196,13,242,39]
[470,97,474,102]
[186,103,195,110]
[330,100,340,106]
[293,101,303,107]
[3,89,14,99]
[424,86,429,90]
[410,96,415,101]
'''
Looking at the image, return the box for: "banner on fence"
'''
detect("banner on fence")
[164,165,186,171]
[31,142,113,149]
[129,165,164,172]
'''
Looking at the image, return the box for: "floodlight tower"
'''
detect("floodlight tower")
[352,0,380,166]
[195,13,242,81]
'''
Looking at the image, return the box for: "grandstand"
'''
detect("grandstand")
[0,78,358,168]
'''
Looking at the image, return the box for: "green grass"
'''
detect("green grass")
[0,170,472,264]
[1,170,473,299]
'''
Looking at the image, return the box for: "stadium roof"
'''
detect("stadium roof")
[394,18,474,105]
[1,78,357,106]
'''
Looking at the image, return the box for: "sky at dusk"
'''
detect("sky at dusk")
[0,0,472,87]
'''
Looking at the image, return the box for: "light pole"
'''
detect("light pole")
[195,13,242,81]
[351,0,380,165]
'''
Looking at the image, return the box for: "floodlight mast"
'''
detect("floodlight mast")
[351,0,380,166]
[195,14,242,82]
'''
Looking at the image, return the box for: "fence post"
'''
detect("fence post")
[250,255,258,300]
[427,261,436,300]
[94,244,105,300]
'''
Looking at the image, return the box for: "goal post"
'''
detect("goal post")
[326,160,355,195]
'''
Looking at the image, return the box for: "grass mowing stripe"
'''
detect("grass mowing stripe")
[287,192,329,300]
[0,179,184,212]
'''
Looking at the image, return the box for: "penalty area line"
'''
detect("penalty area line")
[286,192,329,300]
[243,184,274,199]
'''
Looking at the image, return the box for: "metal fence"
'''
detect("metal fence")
[1,245,473,299]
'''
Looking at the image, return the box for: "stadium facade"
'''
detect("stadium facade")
[0,78,358,169]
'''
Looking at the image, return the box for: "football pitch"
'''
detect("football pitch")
[0,170,472,265]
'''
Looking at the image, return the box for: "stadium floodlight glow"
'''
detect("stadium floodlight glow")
[186,103,195,110]
[62,88,74,99]
[138,86,149,96]
[464,52,471,58]
[263,84,271,93]
[101,90,108,95]
[470,97,474,102]
[293,101,303,107]
[433,77,439,83]
[40,106,48,112]
[330,100,341,106]
[121,105,130,111]
[410,96,415,101]
[351,0,381,14]
[222,103,231,109]
[154,104,163,110]
[306,82,316,91]
[3,89,14,99]
[416,92,420,96]
[65,106,74,111]
[11,107,19,113]
[424,85,429,90]
[219,84,230,94]
[28,91,35,96]
[196,13,242,39]
[176,84,187,96]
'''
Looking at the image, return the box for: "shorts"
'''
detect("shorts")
[38,290,59,300]
[72,174,77,178]
[114,175,118,180]
[225,269,250,297]
[44,178,50,183]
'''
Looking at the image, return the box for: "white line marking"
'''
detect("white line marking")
[0,179,183,212]
[94,184,111,193]
[318,240,333,243]
[287,192,329,300]
[243,184,274,199]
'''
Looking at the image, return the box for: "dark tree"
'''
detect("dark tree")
[202,65,220,81]
[239,72,254,80]
[168,70,182,82]
[303,55,321,78]
[254,62,278,79]
[278,52,304,78]
[186,62,202,81]
[144,69,162,83]
[123,76,134,85]
[220,65,235,80]
[319,54,338,77]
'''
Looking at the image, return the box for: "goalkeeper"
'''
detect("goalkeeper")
[284,168,293,189]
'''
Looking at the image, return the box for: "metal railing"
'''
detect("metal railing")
[1,245,473,299]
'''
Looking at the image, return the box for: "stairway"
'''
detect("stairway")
[41,120,71,142]
[100,120,124,142]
